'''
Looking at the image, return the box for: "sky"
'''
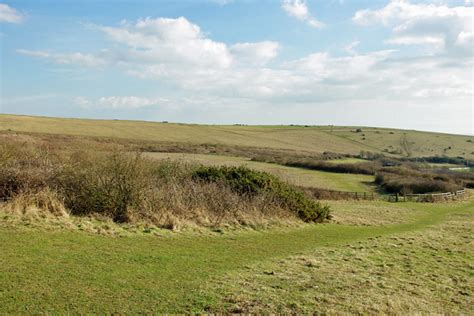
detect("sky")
[0,0,473,135]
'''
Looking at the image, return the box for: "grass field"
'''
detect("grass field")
[145,152,374,192]
[0,194,472,313]
[1,114,473,158]
[325,157,368,164]
[0,114,473,313]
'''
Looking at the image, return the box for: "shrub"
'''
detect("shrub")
[55,151,151,222]
[0,144,60,200]
[1,144,330,228]
[284,160,377,175]
[193,166,331,222]
[375,167,462,194]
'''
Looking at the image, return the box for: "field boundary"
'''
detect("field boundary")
[303,187,467,203]
[387,189,466,202]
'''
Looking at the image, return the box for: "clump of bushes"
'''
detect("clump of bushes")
[375,167,462,194]
[193,166,330,222]
[251,155,378,175]
[0,144,330,228]
[285,160,377,175]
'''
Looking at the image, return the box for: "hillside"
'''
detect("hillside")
[0,114,473,158]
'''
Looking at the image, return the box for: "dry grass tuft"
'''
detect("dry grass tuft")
[5,188,69,219]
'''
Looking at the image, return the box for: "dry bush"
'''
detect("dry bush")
[375,167,462,194]
[0,143,313,229]
[0,143,61,200]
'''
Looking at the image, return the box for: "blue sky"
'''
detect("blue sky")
[0,0,473,135]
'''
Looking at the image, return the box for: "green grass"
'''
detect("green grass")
[210,212,473,313]
[1,114,472,158]
[1,195,473,313]
[325,157,368,164]
[145,152,374,192]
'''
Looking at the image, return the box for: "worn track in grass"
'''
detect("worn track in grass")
[0,195,472,313]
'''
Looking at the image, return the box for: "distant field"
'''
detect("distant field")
[144,152,374,192]
[325,158,367,164]
[1,114,472,158]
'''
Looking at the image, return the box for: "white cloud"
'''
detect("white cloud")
[17,14,473,134]
[282,0,325,28]
[230,41,280,65]
[0,3,24,23]
[100,17,233,68]
[353,0,474,55]
[74,96,168,109]
[17,49,105,67]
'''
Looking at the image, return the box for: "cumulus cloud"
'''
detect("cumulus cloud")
[353,0,474,55]
[74,96,168,109]
[0,3,24,23]
[281,0,324,28]
[17,14,473,134]
[100,17,233,68]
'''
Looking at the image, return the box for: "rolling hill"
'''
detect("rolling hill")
[0,114,473,159]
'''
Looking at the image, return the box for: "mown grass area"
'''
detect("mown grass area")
[145,152,374,192]
[209,211,473,313]
[0,195,472,313]
[1,114,472,159]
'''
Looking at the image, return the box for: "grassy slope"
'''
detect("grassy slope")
[210,211,473,313]
[1,196,472,313]
[1,114,473,158]
[145,152,374,192]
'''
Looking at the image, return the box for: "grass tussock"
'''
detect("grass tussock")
[4,188,69,219]
[0,143,330,229]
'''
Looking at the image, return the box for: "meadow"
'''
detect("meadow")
[0,195,472,313]
[1,114,473,158]
[0,114,473,313]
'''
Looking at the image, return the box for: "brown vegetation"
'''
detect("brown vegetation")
[0,143,330,229]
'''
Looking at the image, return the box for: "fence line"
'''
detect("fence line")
[387,189,466,202]
[303,187,467,203]
[302,187,377,201]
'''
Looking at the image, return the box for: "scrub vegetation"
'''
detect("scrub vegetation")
[0,143,330,229]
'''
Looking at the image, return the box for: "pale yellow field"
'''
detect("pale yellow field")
[1,114,472,158]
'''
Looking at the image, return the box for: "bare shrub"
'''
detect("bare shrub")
[0,143,328,228]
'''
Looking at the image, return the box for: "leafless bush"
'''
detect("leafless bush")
[0,143,307,228]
